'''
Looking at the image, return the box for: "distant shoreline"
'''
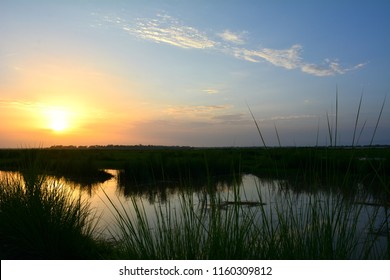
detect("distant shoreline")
[1,144,390,150]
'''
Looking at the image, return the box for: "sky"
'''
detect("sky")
[1,0,389,148]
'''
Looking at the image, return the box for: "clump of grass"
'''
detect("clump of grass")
[261,192,368,259]
[0,168,102,259]
[105,177,385,259]
[105,187,252,259]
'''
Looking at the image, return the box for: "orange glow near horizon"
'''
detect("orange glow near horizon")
[0,54,155,147]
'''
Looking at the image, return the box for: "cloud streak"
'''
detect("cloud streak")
[124,14,216,49]
[301,60,367,76]
[101,13,366,77]
[233,44,302,69]
[233,45,367,76]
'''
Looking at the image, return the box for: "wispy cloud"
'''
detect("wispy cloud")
[218,30,246,45]
[301,60,367,76]
[123,14,216,49]
[233,44,302,69]
[233,45,367,76]
[101,12,366,77]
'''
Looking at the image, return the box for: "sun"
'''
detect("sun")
[47,108,70,132]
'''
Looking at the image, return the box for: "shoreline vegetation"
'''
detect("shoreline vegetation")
[1,145,389,177]
[0,145,389,259]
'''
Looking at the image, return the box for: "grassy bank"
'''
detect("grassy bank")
[0,171,111,259]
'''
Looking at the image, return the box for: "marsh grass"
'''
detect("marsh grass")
[104,182,260,259]
[104,174,387,259]
[0,151,104,259]
[269,192,367,259]
[0,147,388,259]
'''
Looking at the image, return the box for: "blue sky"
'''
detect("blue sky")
[1,0,389,147]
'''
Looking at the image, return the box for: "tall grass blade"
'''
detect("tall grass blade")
[335,86,339,147]
[247,103,267,149]
[356,119,367,146]
[326,111,333,147]
[352,92,363,147]
[274,122,281,147]
[316,117,320,147]
[369,95,387,146]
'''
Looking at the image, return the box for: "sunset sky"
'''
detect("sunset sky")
[1,0,389,148]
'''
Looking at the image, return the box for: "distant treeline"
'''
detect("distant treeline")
[48,144,194,150]
[45,144,390,150]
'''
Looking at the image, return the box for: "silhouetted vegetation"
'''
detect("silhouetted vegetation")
[1,145,389,185]
[0,173,107,259]
[0,146,389,259]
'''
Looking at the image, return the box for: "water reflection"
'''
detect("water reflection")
[116,170,242,204]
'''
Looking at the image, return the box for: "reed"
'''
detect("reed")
[104,174,386,259]
[0,164,102,259]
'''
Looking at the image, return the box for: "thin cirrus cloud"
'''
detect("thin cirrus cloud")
[301,60,367,76]
[233,44,302,69]
[102,13,366,77]
[233,45,367,76]
[125,14,216,49]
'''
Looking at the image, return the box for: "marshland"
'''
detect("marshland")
[1,145,389,259]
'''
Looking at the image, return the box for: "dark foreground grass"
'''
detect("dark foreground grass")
[0,172,111,259]
[105,179,388,260]
[0,175,388,260]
